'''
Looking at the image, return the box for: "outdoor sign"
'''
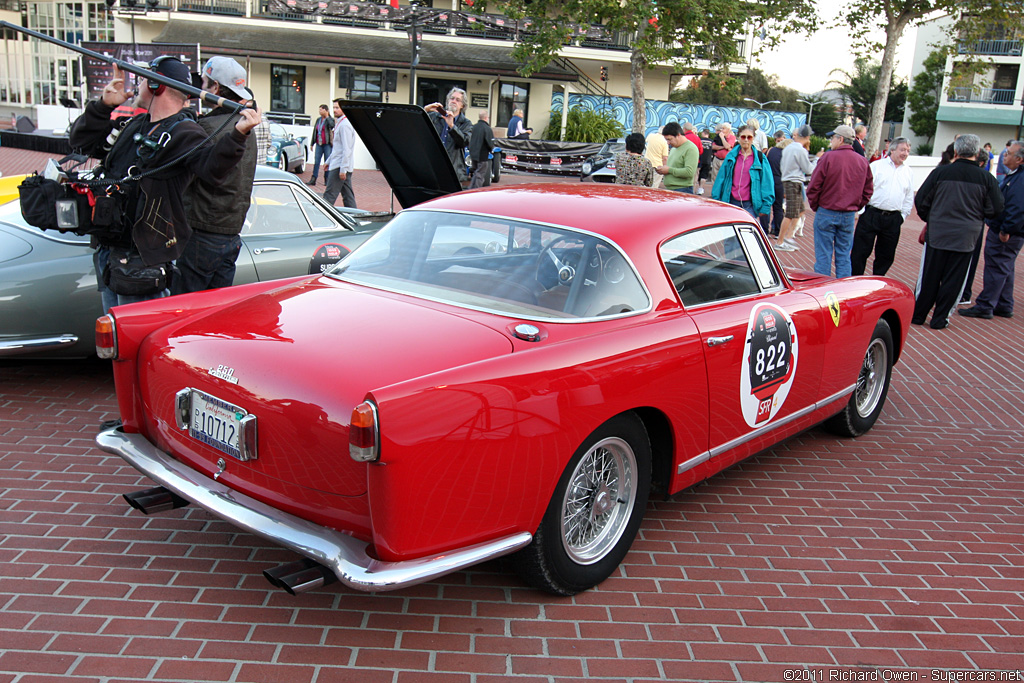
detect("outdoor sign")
[81,42,201,102]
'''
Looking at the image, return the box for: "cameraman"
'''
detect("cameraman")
[68,57,260,311]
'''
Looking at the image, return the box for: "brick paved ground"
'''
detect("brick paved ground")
[2,147,1023,682]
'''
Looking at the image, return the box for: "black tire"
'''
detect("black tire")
[491,155,501,182]
[825,318,894,437]
[513,413,651,595]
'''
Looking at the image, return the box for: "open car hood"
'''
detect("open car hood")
[341,100,463,209]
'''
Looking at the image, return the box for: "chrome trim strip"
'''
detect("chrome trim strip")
[0,334,77,356]
[676,451,711,475]
[707,384,856,459]
[96,426,532,592]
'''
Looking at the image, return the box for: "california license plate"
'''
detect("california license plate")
[188,390,247,460]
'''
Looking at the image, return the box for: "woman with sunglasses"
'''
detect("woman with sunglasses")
[710,124,775,222]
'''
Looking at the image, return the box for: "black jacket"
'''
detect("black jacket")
[468,120,494,163]
[916,158,1004,252]
[428,110,473,182]
[69,99,250,264]
[183,106,258,236]
[990,169,1024,237]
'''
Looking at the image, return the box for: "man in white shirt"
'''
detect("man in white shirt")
[323,98,357,208]
[644,127,668,188]
[850,137,914,276]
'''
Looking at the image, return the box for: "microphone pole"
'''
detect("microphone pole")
[0,20,245,113]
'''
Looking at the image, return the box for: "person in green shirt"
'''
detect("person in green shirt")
[656,121,699,193]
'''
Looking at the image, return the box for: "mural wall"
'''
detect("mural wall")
[552,93,808,137]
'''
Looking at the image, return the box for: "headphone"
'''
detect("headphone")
[147,55,175,96]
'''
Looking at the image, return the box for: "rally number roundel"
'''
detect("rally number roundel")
[739,304,798,427]
[308,243,351,275]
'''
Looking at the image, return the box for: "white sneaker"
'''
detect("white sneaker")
[774,242,795,251]
[697,187,705,195]
[784,239,799,250]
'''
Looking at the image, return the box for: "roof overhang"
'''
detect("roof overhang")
[153,18,576,81]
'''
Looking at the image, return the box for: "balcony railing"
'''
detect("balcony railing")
[948,87,1016,105]
[958,39,1023,57]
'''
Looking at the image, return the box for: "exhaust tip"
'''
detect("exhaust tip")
[264,558,338,595]
[123,486,190,515]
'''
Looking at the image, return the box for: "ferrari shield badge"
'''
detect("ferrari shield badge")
[740,304,798,427]
[825,291,841,327]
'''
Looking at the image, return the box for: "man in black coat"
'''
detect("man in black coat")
[960,140,1024,320]
[912,134,1004,329]
[468,111,495,189]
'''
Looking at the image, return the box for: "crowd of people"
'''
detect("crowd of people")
[66,60,1022,331]
[613,120,1021,329]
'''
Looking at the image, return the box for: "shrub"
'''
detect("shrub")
[808,135,830,155]
[543,106,624,143]
[915,143,933,156]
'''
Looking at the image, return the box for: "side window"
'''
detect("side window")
[660,225,762,307]
[737,226,780,290]
[295,192,344,231]
[243,185,312,235]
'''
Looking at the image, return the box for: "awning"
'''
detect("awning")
[153,19,576,81]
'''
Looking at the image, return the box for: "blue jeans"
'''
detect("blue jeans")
[310,143,332,182]
[813,207,856,278]
[729,197,757,219]
[172,230,242,295]
[673,187,694,194]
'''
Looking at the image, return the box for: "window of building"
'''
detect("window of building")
[350,69,382,102]
[497,82,528,128]
[417,77,467,110]
[271,64,305,113]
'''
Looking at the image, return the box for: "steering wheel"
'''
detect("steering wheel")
[537,242,583,289]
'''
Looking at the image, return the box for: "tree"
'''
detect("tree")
[828,58,906,126]
[671,68,802,111]
[906,47,949,145]
[807,101,841,136]
[842,0,1023,157]
[481,0,817,134]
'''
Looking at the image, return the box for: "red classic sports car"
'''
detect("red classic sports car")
[94,104,915,596]
[95,182,915,596]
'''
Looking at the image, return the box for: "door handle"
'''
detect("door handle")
[253,247,281,255]
[706,335,734,347]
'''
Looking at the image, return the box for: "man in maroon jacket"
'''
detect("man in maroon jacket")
[806,125,873,278]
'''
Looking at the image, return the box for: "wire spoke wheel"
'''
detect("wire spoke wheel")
[854,337,888,418]
[559,436,637,565]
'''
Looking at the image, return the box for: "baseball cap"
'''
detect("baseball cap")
[202,56,253,100]
[827,125,856,139]
[149,56,193,88]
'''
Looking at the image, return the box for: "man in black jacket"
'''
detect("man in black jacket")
[69,57,260,311]
[425,88,473,184]
[468,110,494,189]
[960,140,1024,320]
[912,134,1004,329]
[175,56,259,295]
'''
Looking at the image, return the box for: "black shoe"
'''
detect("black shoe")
[911,318,926,326]
[306,179,317,186]
[994,309,1014,318]
[957,307,993,319]
[958,298,971,306]
[929,319,949,330]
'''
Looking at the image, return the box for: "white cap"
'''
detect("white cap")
[202,56,253,100]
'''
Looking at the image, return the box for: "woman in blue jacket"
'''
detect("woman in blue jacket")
[711,124,775,219]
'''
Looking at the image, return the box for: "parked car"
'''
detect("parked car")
[580,137,625,182]
[94,103,915,597]
[265,123,306,173]
[0,166,379,358]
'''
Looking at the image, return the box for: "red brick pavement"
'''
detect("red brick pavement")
[2,146,1024,682]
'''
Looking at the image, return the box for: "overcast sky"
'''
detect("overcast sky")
[754,0,920,95]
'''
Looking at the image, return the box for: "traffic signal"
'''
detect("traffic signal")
[599,66,608,82]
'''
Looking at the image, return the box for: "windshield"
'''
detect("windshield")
[327,210,649,320]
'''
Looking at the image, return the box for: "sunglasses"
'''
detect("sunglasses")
[738,135,754,140]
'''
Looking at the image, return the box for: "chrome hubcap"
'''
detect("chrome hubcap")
[560,436,637,564]
[854,338,887,418]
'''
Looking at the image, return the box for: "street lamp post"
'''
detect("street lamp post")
[743,97,780,109]
[797,97,827,129]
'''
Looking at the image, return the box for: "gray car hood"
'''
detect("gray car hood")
[340,100,463,209]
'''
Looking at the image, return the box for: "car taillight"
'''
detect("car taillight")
[96,315,117,359]
[349,401,380,462]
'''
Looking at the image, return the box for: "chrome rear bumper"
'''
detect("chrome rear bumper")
[96,426,532,592]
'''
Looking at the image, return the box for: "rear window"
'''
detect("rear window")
[327,210,650,321]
